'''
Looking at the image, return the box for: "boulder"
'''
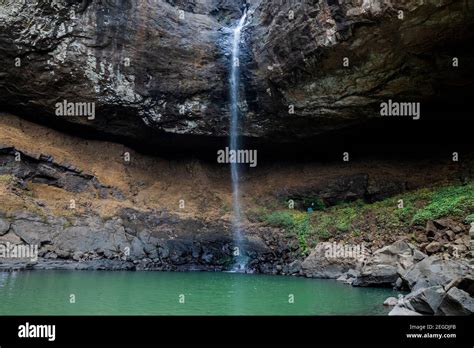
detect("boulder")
[337,269,360,285]
[353,240,425,287]
[402,286,445,315]
[437,287,474,316]
[388,306,422,316]
[0,218,10,236]
[301,243,362,279]
[433,219,464,234]
[0,231,22,245]
[383,297,398,307]
[444,275,474,296]
[287,260,301,275]
[352,264,399,287]
[11,219,57,245]
[425,241,442,254]
[401,255,473,291]
[414,229,428,243]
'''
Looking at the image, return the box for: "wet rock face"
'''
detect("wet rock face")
[0,0,245,140]
[0,0,473,145]
[247,0,474,139]
[0,207,284,272]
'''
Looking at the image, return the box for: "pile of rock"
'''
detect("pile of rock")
[415,219,470,258]
[387,255,473,315]
[351,240,426,287]
[299,228,473,315]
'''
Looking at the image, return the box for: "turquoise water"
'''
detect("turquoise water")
[0,271,399,315]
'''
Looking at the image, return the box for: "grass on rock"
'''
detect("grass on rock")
[252,182,474,256]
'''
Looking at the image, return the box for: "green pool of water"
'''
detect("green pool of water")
[0,271,400,315]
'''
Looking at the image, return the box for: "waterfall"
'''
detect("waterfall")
[229,9,248,271]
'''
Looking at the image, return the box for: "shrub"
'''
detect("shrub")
[264,211,295,228]
[411,184,474,225]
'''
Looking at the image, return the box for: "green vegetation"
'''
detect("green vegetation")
[466,213,474,224]
[263,211,295,228]
[292,212,310,255]
[261,211,310,255]
[411,184,474,225]
[255,182,474,248]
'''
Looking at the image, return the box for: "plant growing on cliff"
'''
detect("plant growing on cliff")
[259,181,474,250]
[411,183,474,225]
[263,211,295,228]
[292,212,310,256]
[263,211,310,255]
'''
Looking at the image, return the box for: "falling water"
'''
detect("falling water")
[229,9,248,271]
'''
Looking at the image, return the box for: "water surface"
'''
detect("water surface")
[0,271,399,315]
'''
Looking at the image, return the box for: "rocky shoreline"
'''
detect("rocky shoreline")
[0,208,285,273]
[1,211,472,315]
[299,220,474,316]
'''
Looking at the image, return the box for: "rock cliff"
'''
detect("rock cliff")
[1,0,472,147]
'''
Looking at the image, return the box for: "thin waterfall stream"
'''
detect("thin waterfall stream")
[229,9,248,271]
